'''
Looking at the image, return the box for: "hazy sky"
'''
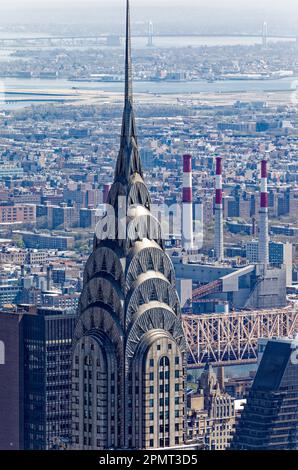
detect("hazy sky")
[0,0,297,32]
[4,0,297,5]
[4,0,298,8]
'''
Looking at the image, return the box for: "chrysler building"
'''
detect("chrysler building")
[72,0,187,450]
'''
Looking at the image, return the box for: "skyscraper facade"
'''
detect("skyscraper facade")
[24,306,76,450]
[231,338,298,450]
[0,305,76,450]
[71,0,187,450]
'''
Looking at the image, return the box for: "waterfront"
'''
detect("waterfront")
[0,75,297,110]
[132,35,295,48]
[0,30,295,110]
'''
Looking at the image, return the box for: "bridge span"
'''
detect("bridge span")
[182,306,298,368]
[0,33,296,48]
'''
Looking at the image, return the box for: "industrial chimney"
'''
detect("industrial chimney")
[259,159,269,267]
[214,156,224,261]
[182,154,193,251]
[103,184,111,204]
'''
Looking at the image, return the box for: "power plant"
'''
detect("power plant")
[173,154,295,368]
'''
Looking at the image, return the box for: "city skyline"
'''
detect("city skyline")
[0,0,298,457]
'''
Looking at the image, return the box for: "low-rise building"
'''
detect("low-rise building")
[187,365,235,450]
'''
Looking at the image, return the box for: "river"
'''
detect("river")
[0,75,297,95]
[0,33,296,109]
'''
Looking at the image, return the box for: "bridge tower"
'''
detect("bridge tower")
[262,21,268,49]
[147,20,154,47]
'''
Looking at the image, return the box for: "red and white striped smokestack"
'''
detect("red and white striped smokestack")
[259,159,269,266]
[182,154,193,251]
[214,156,224,261]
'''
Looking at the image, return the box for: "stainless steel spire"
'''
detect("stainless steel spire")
[125,0,133,104]
[115,0,142,182]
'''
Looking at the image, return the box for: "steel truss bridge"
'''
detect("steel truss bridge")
[182,306,298,368]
